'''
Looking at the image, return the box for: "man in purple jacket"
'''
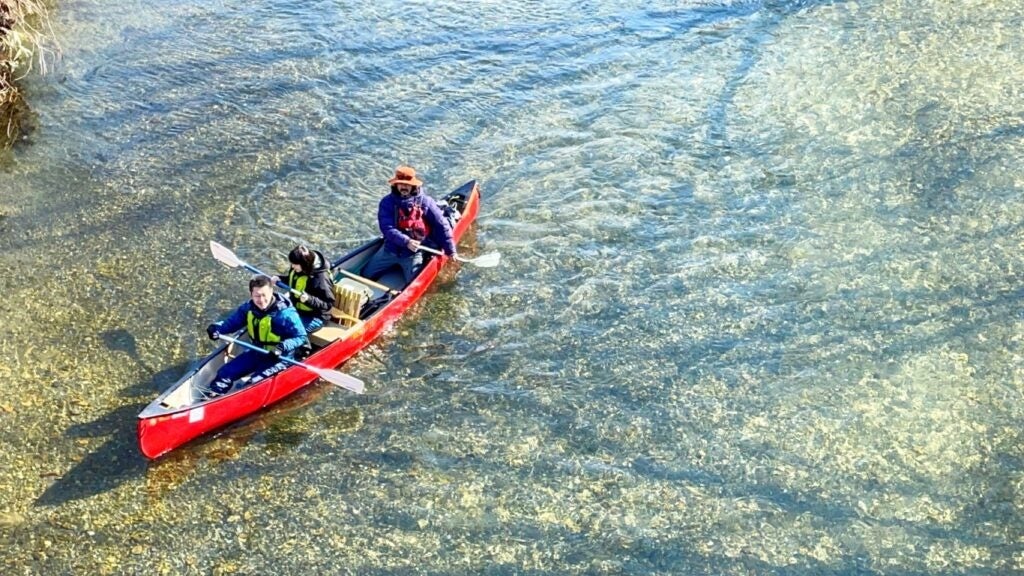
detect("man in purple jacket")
[361,165,457,285]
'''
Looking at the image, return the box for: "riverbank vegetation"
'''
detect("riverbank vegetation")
[1,0,56,149]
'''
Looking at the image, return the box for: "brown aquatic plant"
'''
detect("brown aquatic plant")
[0,0,59,149]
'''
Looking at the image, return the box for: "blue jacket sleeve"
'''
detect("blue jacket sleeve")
[213,302,250,334]
[274,308,309,353]
[423,197,456,255]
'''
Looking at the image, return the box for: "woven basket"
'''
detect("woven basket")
[330,279,373,326]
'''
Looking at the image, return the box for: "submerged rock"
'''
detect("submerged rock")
[0,511,26,527]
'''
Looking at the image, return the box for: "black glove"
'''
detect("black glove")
[270,346,285,358]
[206,325,220,341]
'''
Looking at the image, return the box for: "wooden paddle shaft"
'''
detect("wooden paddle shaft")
[337,269,398,295]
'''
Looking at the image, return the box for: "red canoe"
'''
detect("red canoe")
[137,180,481,459]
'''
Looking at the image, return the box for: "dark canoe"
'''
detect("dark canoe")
[137,180,481,459]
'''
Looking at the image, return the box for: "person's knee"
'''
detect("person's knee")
[209,378,232,395]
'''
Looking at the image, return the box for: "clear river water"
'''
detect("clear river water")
[0,0,1022,573]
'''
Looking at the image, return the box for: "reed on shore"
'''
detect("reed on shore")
[0,0,56,149]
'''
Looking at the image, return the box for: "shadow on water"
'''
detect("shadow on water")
[447,294,1019,572]
[35,380,343,506]
[502,422,1013,574]
[700,0,846,162]
[34,403,147,506]
[100,328,145,364]
[35,322,353,506]
[100,328,191,395]
[321,443,870,575]
[892,111,1024,211]
[34,330,192,506]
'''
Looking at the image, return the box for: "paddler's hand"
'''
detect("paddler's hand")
[406,238,421,252]
[270,346,285,359]
[298,292,309,303]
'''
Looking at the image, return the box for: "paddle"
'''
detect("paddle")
[336,268,400,296]
[211,240,400,297]
[418,245,501,268]
[216,334,364,393]
[209,240,299,295]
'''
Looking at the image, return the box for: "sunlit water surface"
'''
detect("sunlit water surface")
[1,0,1022,573]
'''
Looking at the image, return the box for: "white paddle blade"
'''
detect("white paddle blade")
[464,252,501,268]
[210,241,244,269]
[318,369,365,394]
[419,245,500,268]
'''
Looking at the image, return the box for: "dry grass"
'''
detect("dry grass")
[0,0,58,148]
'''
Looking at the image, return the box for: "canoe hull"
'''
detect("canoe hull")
[138,180,481,459]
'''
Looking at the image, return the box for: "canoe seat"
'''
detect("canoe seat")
[309,321,361,347]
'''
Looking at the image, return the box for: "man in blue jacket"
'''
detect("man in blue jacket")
[361,165,457,285]
[204,275,308,396]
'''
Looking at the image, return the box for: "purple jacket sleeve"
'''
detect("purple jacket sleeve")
[377,195,409,254]
[422,196,456,255]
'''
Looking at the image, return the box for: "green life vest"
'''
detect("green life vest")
[288,271,312,313]
[246,311,283,350]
